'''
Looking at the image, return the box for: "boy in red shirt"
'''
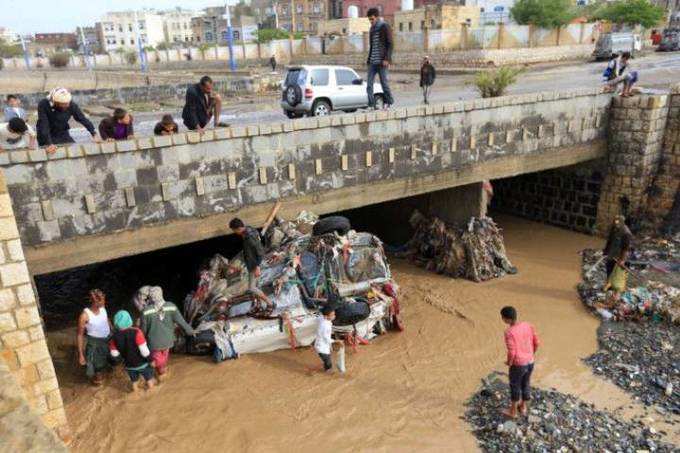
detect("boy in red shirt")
[501,306,540,418]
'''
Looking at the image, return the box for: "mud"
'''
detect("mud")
[47,216,679,452]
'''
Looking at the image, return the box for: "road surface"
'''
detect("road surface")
[70,51,680,142]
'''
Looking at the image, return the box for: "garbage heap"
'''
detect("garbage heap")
[400,211,517,282]
[578,233,680,323]
[177,212,403,360]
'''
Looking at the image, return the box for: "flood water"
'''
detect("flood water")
[42,214,680,452]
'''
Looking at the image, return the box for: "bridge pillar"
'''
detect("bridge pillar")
[0,172,70,442]
[596,94,669,233]
[426,182,487,225]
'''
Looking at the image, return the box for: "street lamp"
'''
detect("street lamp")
[224,2,237,71]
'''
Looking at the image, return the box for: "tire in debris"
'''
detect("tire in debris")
[186,329,215,355]
[312,216,351,236]
[333,298,371,326]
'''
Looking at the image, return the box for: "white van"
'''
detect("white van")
[593,33,642,60]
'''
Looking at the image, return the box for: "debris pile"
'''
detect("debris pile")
[401,211,517,282]
[578,234,680,323]
[585,322,680,414]
[465,373,675,452]
[179,211,403,359]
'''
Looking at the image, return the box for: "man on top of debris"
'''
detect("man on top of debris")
[229,218,274,309]
[603,215,633,281]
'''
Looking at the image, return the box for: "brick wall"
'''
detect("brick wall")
[0,171,70,442]
[492,161,605,234]
[596,94,670,233]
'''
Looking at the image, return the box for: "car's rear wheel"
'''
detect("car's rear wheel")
[374,94,385,110]
[311,99,331,117]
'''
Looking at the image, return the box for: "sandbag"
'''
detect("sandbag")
[313,216,351,236]
[333,298,370,326]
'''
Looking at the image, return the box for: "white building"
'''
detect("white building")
[0,27,19,43]
[466,0,516,24]
[96,10,165,52]
[160,8,199,45]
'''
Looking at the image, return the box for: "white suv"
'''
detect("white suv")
[281,65,384,118]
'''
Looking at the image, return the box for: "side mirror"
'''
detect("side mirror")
[352,78,363,85]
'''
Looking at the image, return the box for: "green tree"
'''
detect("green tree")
[593,0,665,28]
[125,50,138,65]
[254,28,305,43]
[48,52,71,68]
[510,0,576,28]
[0,38,23,58]
[156,41,172,51]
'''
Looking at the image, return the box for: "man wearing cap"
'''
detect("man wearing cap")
[36,87,99,153]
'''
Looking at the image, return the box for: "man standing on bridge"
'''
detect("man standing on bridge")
[37,88,99,153]
[366,8,394,110]
[182,76,227,133]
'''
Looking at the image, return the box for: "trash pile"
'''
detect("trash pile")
[400,211,517,282]
[464,373,675,452]
[585,322,680,414]
[178,211,403,361]
[577,234,680,323]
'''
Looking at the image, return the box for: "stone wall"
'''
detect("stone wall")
[0,88,611,275]
[492,162,605,234]
[596,94,670,233]
[0,172,69,442]
[0,356,67,451]
[646,88,680,231]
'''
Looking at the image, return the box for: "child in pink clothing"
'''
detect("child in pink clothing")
[501,306,540,419]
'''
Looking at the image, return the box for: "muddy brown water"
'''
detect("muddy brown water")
[46,216,679,452]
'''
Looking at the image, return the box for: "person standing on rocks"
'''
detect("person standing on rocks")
[501,306,539,418]
[365,8,394,110]
[419,56,436,105]
[140,286,195,381]
[603,215,633,282]
[77,289,113,386]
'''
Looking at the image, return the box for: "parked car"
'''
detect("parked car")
[593,32,642,60]
[658,28,680,52]
[280,65,384,118]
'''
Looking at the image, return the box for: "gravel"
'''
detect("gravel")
[585,321,680,414]
[464,373,676,452]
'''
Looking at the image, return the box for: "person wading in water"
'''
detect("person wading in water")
[77,289,112,386]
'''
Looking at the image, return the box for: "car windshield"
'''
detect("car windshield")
[285,68,307,87]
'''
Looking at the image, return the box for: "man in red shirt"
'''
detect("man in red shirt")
[501,306,540,418]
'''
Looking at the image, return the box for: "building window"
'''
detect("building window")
[431,19,435,28]
[421,20,424,30]
[408,22,413,31]
[296,4,303,13]
[234,30,240,40]
[313,3,321,13]
[118,25,123,32]
[138,21,145,30]
[128,24,133,32]
[205,32,213,42]
[399,23,403,31]
[130,38,134,44]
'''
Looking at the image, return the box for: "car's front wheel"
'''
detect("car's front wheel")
[311,99,331,117]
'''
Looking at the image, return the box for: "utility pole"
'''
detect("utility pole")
[133,11,148,72]
[225,2,237,71]
[78,26,93,70]
[18,34,30,70]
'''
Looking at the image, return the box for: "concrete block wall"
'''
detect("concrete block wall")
[596,94,670,232]
[0,88,611,274]
[492,161,605,234]
[0,172,70,442]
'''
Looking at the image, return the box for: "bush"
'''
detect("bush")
[254,28,305,43]
[125,50,137,65]
[474,67,523,98]
[593,0,665,28]
[0,39,23,58]
[49,52,71,68]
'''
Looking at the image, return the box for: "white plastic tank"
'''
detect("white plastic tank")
[348,5,359,18]
[401,0,414,11]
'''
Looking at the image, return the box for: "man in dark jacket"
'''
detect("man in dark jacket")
[37,87,98,153]
[419,56,436,104]
[181,75,225,132]
[366,8,394,110]
[229,217,273,308]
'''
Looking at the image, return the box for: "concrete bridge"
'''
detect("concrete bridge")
[4,88,613,275]
[1,87,678,442]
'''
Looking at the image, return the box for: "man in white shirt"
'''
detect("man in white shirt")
[0,118,37,151]
[314,306,335,373]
